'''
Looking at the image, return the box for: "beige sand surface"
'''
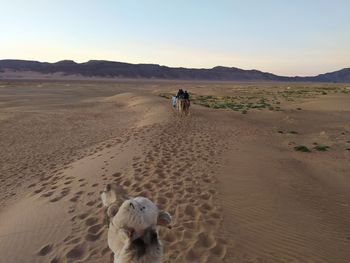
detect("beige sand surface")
[0,80,349,262]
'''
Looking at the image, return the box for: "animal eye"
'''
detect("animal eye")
[143,207,145,209]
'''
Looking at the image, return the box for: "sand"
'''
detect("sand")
[0,80,349,262]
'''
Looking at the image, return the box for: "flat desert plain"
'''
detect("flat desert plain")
[0,80,350,263]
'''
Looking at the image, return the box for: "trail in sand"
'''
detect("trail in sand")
[1,81,350,263]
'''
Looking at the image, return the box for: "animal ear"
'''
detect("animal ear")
[157,211,172,227]
[107,203,119,218]
[121,226,135,238]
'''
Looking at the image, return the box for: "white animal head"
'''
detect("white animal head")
[113,197,171,236]
[101,184,172,263]
[101,184,172,238]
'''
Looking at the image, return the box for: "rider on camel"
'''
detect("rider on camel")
[176,89,185,99]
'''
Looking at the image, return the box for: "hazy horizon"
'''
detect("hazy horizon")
[1,0,349,76]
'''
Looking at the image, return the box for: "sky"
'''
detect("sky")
[0,0,349,76]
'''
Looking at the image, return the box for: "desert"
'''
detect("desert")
[0,80,349,262]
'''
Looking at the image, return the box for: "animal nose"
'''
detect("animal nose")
[129,203,135,209]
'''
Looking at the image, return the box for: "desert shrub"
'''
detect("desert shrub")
[313,144,329,151]
[294,145,310,152]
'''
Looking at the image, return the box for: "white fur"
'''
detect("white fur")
[109,197,160,262]
[112,197,159,233]
[101,186,171,263]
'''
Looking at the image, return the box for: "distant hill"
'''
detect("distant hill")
[302,68,350,83]
[0,59,349,82]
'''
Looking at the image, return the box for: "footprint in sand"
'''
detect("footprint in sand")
[200,202,213,212]
[65,244,86,260]
[85,231,102,242]
[38,243,53,256]
[195,232,216,249]
[210,243,226,258]
[184,205,197,217]
[86,200,97,206]
[77,213,89,220]
[41,191,54,198]
[112,172,122,178]
[34,188,44,194]
[85,217,99,226]
[50,196,63,203]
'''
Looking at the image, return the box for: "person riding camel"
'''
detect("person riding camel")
[176,89,184,99]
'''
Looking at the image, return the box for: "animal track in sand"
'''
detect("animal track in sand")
[41,191,54,198]
[86,200,97,206]
[200,203,213,212]
[87,223,103,235]
[65,244,86,259]
[64,180,73,185]
[196,232,216,248]
[85,231,102,242]
[210,244,226,258]
[34,188,44,194]
[38,243,53,256]
[184,205,197,217]
[70,196,80,202]
[85,217,99,226]
[49,196,63,203]
[112,172,122,178]
[77,213,89,220]
[122,180,131,187]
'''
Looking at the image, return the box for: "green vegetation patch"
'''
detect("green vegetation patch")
[192,94,273,113]
[294,145,311,152]
[313,144,330,151]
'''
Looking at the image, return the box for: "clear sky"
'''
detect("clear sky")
[0,0,349,76]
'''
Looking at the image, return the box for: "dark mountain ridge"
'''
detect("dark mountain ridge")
[0,59,349,82]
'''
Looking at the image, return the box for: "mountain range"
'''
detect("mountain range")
[0,59,349,82]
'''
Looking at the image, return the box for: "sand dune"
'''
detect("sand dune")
[0,80,349,262]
